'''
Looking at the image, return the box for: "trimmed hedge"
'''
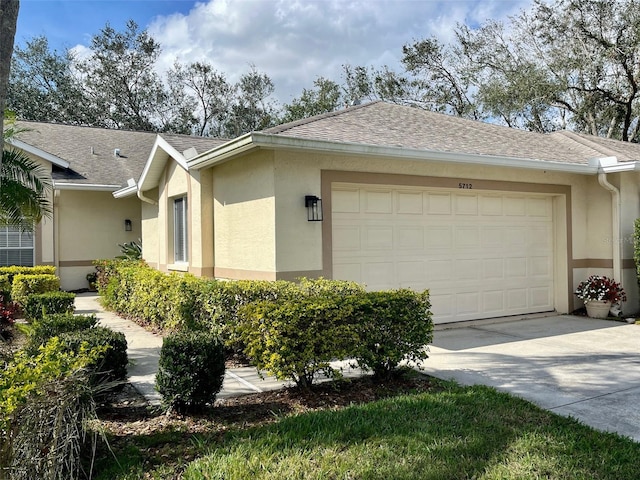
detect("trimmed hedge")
[352,290,433,378]
[239,294,360,387]
[95,261,434,386]
[11,274,60,305]
[59,327,128,387]
[0,265,56,285]
[156,331,225,412]
[22,291,76,321]
[28,313,98,353]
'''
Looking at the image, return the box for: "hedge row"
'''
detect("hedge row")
[96,260,433,386]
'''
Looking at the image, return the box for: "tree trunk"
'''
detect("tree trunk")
[0,0,20,154]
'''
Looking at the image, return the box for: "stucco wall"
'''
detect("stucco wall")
[140,187,159,269]
[213,151,276,276]
[56,190,141,290]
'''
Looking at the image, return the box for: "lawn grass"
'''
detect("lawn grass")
[96,380,640,480]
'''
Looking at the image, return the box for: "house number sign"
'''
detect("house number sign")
[458,182,473,189]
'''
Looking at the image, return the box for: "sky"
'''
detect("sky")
[15,0,533,104]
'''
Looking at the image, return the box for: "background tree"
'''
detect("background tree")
[0,0,20,153]
[168,61,233,137]
[8,36,87,124]
[224,67,278,137]
[75,20,167,131]
[282,77,342,123]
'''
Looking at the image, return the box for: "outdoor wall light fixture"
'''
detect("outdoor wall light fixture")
[124,219,132,231]
[305,195,323,222]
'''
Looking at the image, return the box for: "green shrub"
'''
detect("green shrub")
[22,291,76,321]
[59,327,128,387]
[0,265,56,286]
[238,293,360,388]
[0,337,106,479]
[28,313,98,352]
[352,289,433,379]
[11,274,60,305]
[156,331,225,412]
[0,274,10,297]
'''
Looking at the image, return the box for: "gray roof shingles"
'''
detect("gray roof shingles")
[264,101,640,164]
[14,122,228,188]
[13,103,640,190]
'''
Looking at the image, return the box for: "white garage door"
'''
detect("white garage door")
[332,184,555,323]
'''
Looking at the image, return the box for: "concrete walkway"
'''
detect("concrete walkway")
[420,315,640,442]
[74,293,363,405]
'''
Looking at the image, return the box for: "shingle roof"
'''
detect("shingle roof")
[13,122,228,188]
[264,101,640,164]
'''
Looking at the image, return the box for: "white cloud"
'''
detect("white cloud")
[146,0,532,104]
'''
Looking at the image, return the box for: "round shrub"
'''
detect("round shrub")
[156,331,225,412]
[59,326,128,387]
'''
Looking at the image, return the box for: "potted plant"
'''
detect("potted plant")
[574,275,626,319]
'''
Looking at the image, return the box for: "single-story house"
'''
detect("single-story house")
[122,101,640,324]
[8,122,225,290]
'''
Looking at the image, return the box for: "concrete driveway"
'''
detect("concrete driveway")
[419,315,640,442]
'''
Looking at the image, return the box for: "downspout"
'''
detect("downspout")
[137,189,158,205]
[597,171,622,283]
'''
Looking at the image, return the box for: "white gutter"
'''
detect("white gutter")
[592,157,622,284]
[53,182,122,191]
[188,132,600,174]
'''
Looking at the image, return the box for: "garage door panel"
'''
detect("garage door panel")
[333,185,554,323]
[332,188,360,213]
[364,226,393,250]
[426,226,453,248]
[483,290,506,312]
[397,191,424,214]
[364,189,393,213]
[480,195,503,215]
[427,193,451,214]
[455,226,480,248]
[333,225,360,251]
[397,226,425,249]
[455,194,478,215]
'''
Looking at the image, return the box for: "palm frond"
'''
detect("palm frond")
[0,149,53,229]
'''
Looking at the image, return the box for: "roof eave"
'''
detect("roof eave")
[7,138,70,169]
[189,133,599,174]
[137,135,189,192]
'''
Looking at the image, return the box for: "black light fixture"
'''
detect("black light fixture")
[124,219,132,231]
[304,195,323,222]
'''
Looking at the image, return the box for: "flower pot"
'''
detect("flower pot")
[585,300,611,319]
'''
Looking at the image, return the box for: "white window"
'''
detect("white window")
[0,225,34,266]
[173,197,188,263]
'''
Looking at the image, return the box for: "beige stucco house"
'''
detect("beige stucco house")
[120,101,640,324]
[8,122,224,290]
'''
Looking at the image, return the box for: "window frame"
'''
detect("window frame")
[0,225,35,267]
[173,196,188,264]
